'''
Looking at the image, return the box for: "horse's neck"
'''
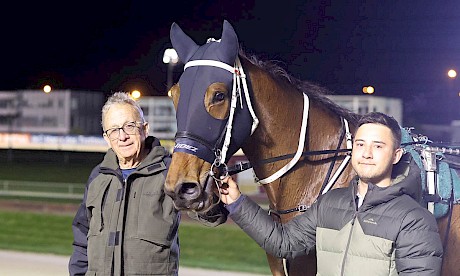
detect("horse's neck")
[244,106,352,209]
[241,64,355,212]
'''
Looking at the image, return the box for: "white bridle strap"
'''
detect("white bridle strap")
[258,93,310,185]
[183,57,259,163]
[321,118,352,195]
[184,60,235,73]
[236,58,259,134]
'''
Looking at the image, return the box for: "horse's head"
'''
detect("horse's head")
[164,20,256,212]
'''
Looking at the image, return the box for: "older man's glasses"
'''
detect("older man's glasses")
[104,121,143,140]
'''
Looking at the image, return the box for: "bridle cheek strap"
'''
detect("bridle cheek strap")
[184,57,259,165]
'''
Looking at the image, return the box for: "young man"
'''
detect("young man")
[219,112,443,275]
[69,92,227,276]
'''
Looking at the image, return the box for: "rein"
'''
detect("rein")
[267,118,352,216]
[225,148,352,175]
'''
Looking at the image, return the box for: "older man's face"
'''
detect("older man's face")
[103,103,148,163]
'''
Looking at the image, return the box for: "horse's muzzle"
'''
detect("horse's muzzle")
[166,176,216,213]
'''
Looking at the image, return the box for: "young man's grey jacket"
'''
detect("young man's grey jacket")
[227,158,443,275]
[69,137,228,276]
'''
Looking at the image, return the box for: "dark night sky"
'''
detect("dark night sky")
[1,1,460,126]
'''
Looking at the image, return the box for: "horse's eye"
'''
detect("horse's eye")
[213,92,226,102]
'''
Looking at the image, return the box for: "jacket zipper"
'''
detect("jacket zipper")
[340,212,358,276]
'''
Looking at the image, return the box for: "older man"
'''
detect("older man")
[69,92,227,276]
[219,112,443,275]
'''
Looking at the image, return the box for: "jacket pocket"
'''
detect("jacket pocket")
[135,176,179,246]
[86,179,111,237]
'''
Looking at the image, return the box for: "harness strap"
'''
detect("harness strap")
[268,118,352,216]
[257,93,310,184]
[270,204,310,217]
[225,148,352,175]
[318,119,347,195]
[321,118,353,195]
[442,189,454,263]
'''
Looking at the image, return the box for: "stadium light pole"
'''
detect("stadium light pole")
[362,85,375,95]
[43,84,52,94]
[163,48,179,93]
[131,90,141,100]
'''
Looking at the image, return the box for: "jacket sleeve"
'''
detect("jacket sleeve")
[68,165,99,276]
[229,195,317,259]
[395,208,443,275]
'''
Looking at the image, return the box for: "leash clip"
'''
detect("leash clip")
[210,149,228,181]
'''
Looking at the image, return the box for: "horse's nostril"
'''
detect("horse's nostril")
[181,183,197,194]
[177,183,200,200]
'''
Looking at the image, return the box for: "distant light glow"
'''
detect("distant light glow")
[163,48,179,64]
[448,69,457,79]
[362,85,374,94]
[43,85,52,93]
[131,90,141,100]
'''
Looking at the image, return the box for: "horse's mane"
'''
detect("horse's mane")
[240,50,361,125]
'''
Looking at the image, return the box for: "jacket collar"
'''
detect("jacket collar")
[100,136,168,174]
[350,154,422,209]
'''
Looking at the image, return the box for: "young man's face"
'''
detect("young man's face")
[351,123,403,187]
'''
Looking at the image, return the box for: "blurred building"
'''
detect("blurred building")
[0,91,178,138]
[138,96,176,139]
[0,90,104,135]
[327,95,403,125]
[0,91,178,152]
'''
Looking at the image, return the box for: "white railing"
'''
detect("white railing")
[0,180,84,200]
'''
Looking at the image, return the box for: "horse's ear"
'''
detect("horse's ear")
[170,22,199,64]
[218,20,239,64]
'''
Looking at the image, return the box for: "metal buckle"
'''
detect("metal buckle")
[298,205,309,212]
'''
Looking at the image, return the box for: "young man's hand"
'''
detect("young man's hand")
[218,176,241,205]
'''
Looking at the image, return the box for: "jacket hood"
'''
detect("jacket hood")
[353,153,423,210]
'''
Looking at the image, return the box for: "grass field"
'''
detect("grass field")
[0,150,271,274]
[0,161,95,183]
[0,210,271,275]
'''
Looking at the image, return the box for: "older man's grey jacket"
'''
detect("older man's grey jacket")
[69,137,227,276]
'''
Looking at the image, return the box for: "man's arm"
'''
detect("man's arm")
[68,202,89,276]
[219,177,317,259]
[68,166,99,276]
[395,208,443,275]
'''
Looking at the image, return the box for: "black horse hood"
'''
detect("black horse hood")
[169,20,254,163]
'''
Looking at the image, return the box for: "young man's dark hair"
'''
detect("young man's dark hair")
[356,111,402,149]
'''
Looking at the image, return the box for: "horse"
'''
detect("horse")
[163,20,460,276]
